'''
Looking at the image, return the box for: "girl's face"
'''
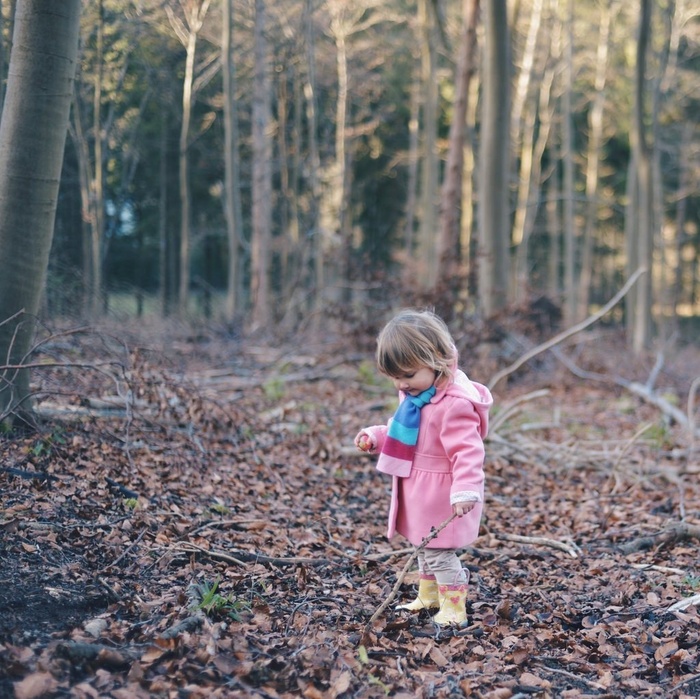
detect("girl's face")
[391,366,436,396]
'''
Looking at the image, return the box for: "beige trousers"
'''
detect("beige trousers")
[417,549,468,585]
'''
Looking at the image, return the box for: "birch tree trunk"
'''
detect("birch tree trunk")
[0,0,81,424]
[250,0,273,329]
[477,0,511,315]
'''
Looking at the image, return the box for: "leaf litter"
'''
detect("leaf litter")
[0,322,699,698]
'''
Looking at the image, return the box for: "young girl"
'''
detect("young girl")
[355,309,492,626]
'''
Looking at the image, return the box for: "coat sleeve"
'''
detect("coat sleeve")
[357,423,388,454]
[439,398,486,503]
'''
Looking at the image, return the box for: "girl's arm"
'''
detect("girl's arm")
[440,398,486,506]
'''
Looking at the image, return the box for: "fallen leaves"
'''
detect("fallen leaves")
[1,328,699,697]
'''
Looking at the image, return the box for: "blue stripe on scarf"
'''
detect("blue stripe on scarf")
[385,385,436,446]
[388,422,419,444]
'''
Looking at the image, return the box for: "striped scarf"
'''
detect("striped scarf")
[376,385,436,477]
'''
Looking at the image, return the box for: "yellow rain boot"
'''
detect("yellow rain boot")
[396,575,440,611]
[432,583,468,626]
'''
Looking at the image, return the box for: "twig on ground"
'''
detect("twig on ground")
[618,521,700,555]
[491,532,580,558]
[631,563,686,576]
[667,593,700,613]
[362,514,458,640]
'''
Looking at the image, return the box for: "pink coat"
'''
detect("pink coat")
[363,372,492,549]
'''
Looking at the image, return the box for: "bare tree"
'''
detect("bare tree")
[0,0,81,424]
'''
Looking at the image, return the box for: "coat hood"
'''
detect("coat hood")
[432,360,493,439]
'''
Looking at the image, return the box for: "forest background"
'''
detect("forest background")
[1,0,698,346]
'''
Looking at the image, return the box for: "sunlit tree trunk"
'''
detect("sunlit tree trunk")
[250,0,272,329]
[222,0,244,322]
[437,0,479,300]
[477,0,510,316]
[0,0,81,424]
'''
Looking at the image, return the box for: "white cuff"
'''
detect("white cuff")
[450,491,482,505]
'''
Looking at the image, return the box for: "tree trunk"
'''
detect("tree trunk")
[577,1,613,322]
[303,0,323,333]
[250,0,273,329]
[437,0,479,299]
[159,112,170,317]
[89,0,105,318]
[562,0,576,325]
[477,0,511,316]
[167,0,211,318]
[416,0,439,290]
[403,58,421,261]
[626,0,654,352]
[0,0,81,424]
[222,0,244,323]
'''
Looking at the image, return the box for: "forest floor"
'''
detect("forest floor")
[1,314,700,699]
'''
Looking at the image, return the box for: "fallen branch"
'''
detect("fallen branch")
[667,593,700,614]
[489,389,551,434]
[0,466,58,483]
[173,541,326,567]
[488,267,646,391]
[618,521,700,555]
[491,532,580,558]
[55,641,134,669]
[362,513,458,641]
[631,563,686,576]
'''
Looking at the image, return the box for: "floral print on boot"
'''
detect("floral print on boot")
[432,583,468,626]
[396,575,440,611]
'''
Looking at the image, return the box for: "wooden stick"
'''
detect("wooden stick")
[363,513,457,637]
[488,266,646,391]
[492,532,580,558]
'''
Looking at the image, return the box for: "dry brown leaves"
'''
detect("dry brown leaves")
[1,326,699,698]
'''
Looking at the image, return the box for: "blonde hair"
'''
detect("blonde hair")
[376,309,456,384]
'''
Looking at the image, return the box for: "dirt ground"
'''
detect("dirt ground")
[1,322,699,698]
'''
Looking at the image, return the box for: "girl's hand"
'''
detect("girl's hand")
[452,502,475,517]
[355,431,374,452]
